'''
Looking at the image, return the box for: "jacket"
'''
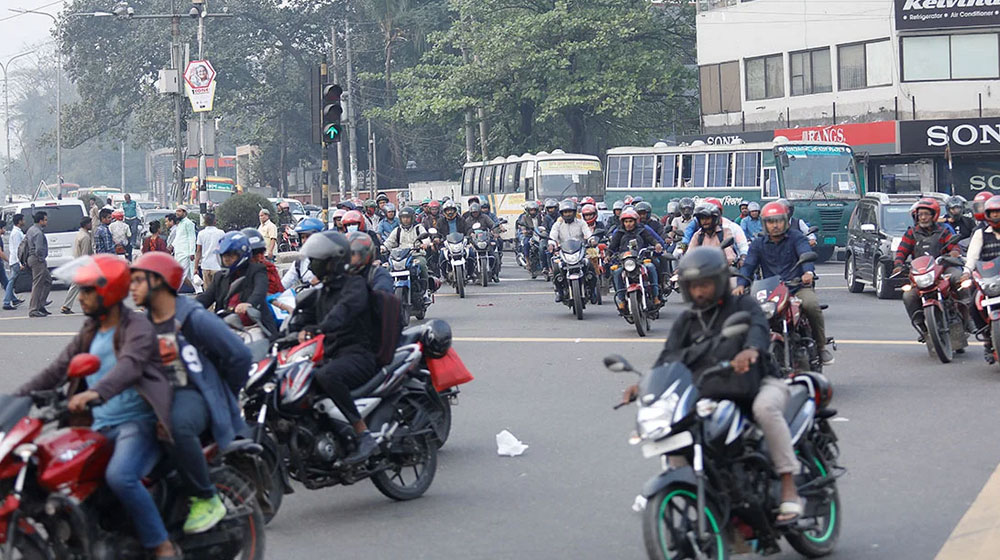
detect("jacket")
[290,274,375,356]
[741,217,763,238]
[464,213,495,232]
[384,223,428,250]
[893,223,957,268]
[947,215,977,242]
[421,213,441,231]
[738,229,815,289]
[196,262,277,335]
[435,216,467,236]
[377,217,400,241]
[516,212,542,234]
[25,224,47,261]
[549,218,592,248]
[17,305,173,440]
[689,225,737,263]
[608,226,659,254]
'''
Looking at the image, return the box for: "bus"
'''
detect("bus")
[185,176,238,208]
[460,150,604,239]
[605,139,861,260]
[67,186,122,202]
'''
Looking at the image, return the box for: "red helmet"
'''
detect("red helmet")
[984,195,1000,229]
[112,210,124,220]
[332,208,347,220]
[54,255,130,310]
[911,198,940,224]
[342,210,366,231]
[581,196,596,206]
[428,200,441,209]
[132,252,184,293]
[623,195,634,205]
[974,191,993,221]
[620,208,640,223]
[760,201,789,234]
[704,197,724,212]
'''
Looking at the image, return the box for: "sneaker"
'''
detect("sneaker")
[820,348,835,365]
[183,494,227,534]
[2,305,16,311]
[12,298,23,305]
[343,431,378,465]
[28,311,46,318]
[60,307,74,315]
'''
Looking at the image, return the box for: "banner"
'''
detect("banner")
[895,0,1000,31]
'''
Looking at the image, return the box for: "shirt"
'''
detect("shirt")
[121,200,138,219]
[258,220,278,250]
[9,227,23,267]
[94,224,115,254]
[196,226,226,271]
[86,328,154,430]
[109,221,131,245]
[738,229,816,289]
[153,318,188,387]
[25,225,47,260]
[173,217,197,257]
[73,228,93,258]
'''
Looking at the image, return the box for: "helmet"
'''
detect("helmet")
[596,201,608,210]
[384,202,396,214]
[581,196,596,206]
[376,192,390,203]
[421,319,453,359]
[911,197,941,224]
[336,200,356,211]
[481,200,491,211]
[427,200,441,210]
[623,195,634,205]
[468,202,481,215]
[612,200,625,211]
[53,255,131,314]
[946,195,966,211]
[342,210,366,232]
[760,201,789,234]
[635,201,653,216]
[364,199,377,209]
[218,231,252,274]
[984,196,1000,229]
[278,201,290,211]
[581,204,597,222]
[467,197,480,206]
[346,230,375,273]
[693,202,721,229]
[666,201,679,214]
[131,252,184,294]
[332,208,347,221]
[239,228,266,252]
[747,201,761,212]
[739,201,749,209]
[974,191,993,221]
[620,208,640,225]
[679,197,695,213]
[398,206,416,225]
[301,230,351,281]
[422,197,432,205]
[777,198,795,216]
[524,201,539,212]
[112,210,124,220]
[544,198,559,210]
[558,199,577,213]
[632,196,644,203]
[676,247,730,307]
[703,197,723,212]
[295,217,325,238]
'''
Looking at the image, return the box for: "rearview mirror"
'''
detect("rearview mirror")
[796,251,819,266]
[860,224,876,233]
[603,354,635,373]
[720,311,752,339]
[67,353,101,379]
[807,225,820,235]
[720,237,735,250]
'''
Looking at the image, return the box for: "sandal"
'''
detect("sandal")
[776,499,803,525]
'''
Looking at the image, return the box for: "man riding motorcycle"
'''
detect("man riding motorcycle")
[892,197,966,341]
[436,200,468,236]
[549,199,593,303]
[735,201,833,365]
[944,195,976,242]
[517,201,544,269]
[608,208,662,308]
[384,206,431,304]
[581,203,604,232]
[687,202,739,265]
[130,252,253,536]
[964,195,1000,362]
[197,231,278,336]
[343,209,381,249]
[741,201,763,238]
[779,199,817,246]
[542,198,560,230]
[421,199,442,230]
[606,200,625,232]
[464,202,499,281]
[973,191,993,227]
[679,197,749,257]
[281,217,324,292]
[348,230,393,294]
[669,197,695,242]
[376,203,399,242]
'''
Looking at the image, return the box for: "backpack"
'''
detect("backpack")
[367,286,401,367]
[17,234,30,265]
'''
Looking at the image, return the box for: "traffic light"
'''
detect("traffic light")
[322,84,344,143]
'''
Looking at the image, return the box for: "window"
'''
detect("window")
[607,156,629,189]
[746,54,784,100]
[660,155,677,188]
[631,155,656,189]
[733,151,761,187]
[763,168,778,198]
[790,48,831,96]
[691,154,708,187]
[462,168,474,196]
[706,153,731,187]
[699,61,741,115]
[902,34,1000,81]
[491,165,502,193]
[838,39,891,90]
[472,167,483,194]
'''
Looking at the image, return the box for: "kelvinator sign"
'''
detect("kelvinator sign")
[895,0,1000,30]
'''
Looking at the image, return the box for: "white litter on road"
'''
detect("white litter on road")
[496,430,529,457]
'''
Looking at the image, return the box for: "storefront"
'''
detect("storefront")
[898,118,1000,199]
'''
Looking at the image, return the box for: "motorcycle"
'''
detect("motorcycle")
[386,233,433,327]
[972,255,1000,364]
[612,241,662,337]
[469,223,499,287]
[0,356,266,559]
[607,311,843,560]
[443,232,468,299]
[516,226,545,280]
[587,229,610,304]
[555,238,594,320]
[277,224,300,253]
[219,307,272,362]
[901,255,969,363]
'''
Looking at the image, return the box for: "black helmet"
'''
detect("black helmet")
[240,228,267,253]
[421,319,452,359]
[946,195,966,211]
[693,202,721,229]
[398,206,415,225]
[469,202,482,215]
[558,199,577,213]
[676,246,730,307]
[635,201,653,216]
[376,192,390,203]
[301,230,351,281]
[679,197,695,212]
[544,198,559,210]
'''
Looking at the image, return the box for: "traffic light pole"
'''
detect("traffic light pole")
[197,8,207,217]
[320,62,329,216]
[345,20,359,199]
[331,25,346,202]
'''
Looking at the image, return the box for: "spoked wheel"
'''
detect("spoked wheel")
[630,291,647,337]
[372,398,438,501]
[396,287,411,327]
[211,466,267,560]
[571,279,584,320]
[455,265,466,298]
[643,486,728,560]
[991,321,1000,365]
[925,305,953,363]
[785,456,842,557]
[480,258,489,287]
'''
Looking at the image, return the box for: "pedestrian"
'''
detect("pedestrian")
[94,209,115,255]
[195,213,224,287]
[89,199,100,237]
[257,208,277,260]
[109,210,132,261]
[0,220,9,295]
[142,220,169,254]
[122,193,141,253]
[172,206,197,288]
[60,217,94,314]
[3,213,26,310]
[26,211,52,318]
[164,215,177,253]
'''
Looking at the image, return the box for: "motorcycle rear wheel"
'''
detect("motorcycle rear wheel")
[925,305,953,363]
[212,466,267,560]
[630,291,647,337]
[571,279,584,320]
[990,321,1000,365]
[372,399,438,501]
[785,457,841,557]
[643,486,728,560]
[455,265,466,298]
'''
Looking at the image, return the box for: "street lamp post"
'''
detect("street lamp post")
[0,50,35,202]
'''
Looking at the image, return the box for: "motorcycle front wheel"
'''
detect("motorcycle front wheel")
[630,291,647,337]
[925,305,953,363]
[480,258,489,287]
[643,486,728,560]
[455,265,466,298]
[571,279,584,320]
[785,456,842,557]
[3,515,49,560]
[371,398,438,501]
[396,287,411,327]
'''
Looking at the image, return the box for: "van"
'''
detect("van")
[1,199,88,270]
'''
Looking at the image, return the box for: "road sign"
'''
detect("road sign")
[183,59,217,112]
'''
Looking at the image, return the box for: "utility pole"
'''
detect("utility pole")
[196,1,208,217]
[368,118,377,196]
[0,51,34,202]
[345,19,359,199]
[120,138,126,191]
[330,25,346,202]
[171,8,184,208]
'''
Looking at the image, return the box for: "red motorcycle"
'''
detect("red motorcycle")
[971,255,1000,364]
[612,241,660,337]
[0,354,265,560]
[902,254,969,363]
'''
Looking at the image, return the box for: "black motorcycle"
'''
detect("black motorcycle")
[468,223,500,287]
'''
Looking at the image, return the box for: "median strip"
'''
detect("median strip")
[935,461,1000,560]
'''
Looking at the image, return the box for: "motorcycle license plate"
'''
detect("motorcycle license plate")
[641,431,693,459]
[984,296,1000,307]
[451,259,465,267]
[567,273,582,280]
[390,271,410,277]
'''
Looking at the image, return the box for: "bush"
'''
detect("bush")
[215,193,275,232]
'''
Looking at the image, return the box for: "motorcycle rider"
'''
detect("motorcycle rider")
[660,200,679,228]
[737,201,750,224]
[741,201,763,238]
[608,208,662,308]
[289,231,381,465]
[735,201,833,365]
[281,217,325,292]
[343,209,381,249]
[581,203,605,233]
[242,228,284,294]
[436,200,468,236]
[779,199,817,246]
[679,197,749,257]
[376,203,399,242]
[549,199,593,303]
[517,201,544,269]
[348,230,393,294]
[963,195,1000,363]
[18,255,181,558]
[892,197,965,341]
[944,195,976,241]
[687,202,739,264]
[197,231,278,336]
[375,192,390,217]
[606,200,625,232]
[384,206,431,305]
[973,191,993,227]
[331,208,347,232]
[422,199,442,230]
[465,202,499,280]
[130,252,253,536]
[641,246,803,524]
[542,198,560,229]
[669,197,695,242]
[363,199,381,231]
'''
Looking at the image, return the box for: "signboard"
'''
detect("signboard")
[675,130,774,145]
[943,160,1000,199]
[183,60,216,112]
[900,118,1000,154]
[895,0,1000,31]
[775,121,897,154]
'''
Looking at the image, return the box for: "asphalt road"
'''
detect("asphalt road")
[1,256,998,559]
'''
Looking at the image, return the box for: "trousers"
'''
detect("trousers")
[314,349,377,425]
[752,378,799,475]
[27,256,50,314]
[102,421,167,548]
[3,263,19,305]
[169,388,214,498]
[795,286,826,351]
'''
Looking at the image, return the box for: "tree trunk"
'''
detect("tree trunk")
[519,100,535,152]
[384,27,407,189]
[564,107,587,154]
[279,118,287,197]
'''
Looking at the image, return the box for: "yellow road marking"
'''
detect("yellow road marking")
[936,462,1000,560]
[437,291,553,298]
[453,336,970,346]
[0,332,79,336]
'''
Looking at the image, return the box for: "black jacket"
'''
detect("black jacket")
[948,215,977,242]
[196,262,277,335]
[435,215,468,236]
[608,226,659,255]
[290,274,375,357]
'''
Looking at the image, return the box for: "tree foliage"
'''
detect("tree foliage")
[215,193,274,232]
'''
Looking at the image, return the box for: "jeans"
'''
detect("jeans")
[3,263,19,305]
[126,218,141,249]
[169,388,215,499]
[612,263,660,300]
[315,349,377,425]
[752,378,799,475]
[102,420,168,548]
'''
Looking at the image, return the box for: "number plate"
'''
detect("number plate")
[567,273,582,280]
[48,250,62,258]
[390,271,410,277]
[984,296,1000,307]
[451,259,465,267]
[641,431,693,459]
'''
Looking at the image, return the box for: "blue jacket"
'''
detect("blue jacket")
[741,217,763,238]
[377,217,399,241]
[172,297,252,449]
[738,229,815,289]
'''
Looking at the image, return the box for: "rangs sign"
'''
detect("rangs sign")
[775,121,897,154]
[895,0,1000,31]
[899,118,1000,154]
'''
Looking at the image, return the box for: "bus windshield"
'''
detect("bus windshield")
[777,145,860,201]
[536,160,604,200]
[207,189,232,203]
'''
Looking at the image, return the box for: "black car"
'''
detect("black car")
[844,192,949,299]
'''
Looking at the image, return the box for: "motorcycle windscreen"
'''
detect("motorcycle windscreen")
[562,238,584,254]
[639,362,693,405]
[976,256,1000,279]
[749,276,780,302]
[446,232,464,244]
[427,347,475,392]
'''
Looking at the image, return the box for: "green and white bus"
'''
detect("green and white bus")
[605,139,862,260]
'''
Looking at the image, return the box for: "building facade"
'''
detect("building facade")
[696,0,1000,199]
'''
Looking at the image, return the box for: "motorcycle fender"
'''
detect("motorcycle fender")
[641,465,698,499]
[921,297,943,310]
[626,283,641,293]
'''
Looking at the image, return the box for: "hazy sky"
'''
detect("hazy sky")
[0,1,66,65]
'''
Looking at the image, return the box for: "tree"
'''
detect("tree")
[215,193,275,232]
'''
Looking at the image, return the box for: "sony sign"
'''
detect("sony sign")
[900,118,1000,154]
[895,0,1000,30]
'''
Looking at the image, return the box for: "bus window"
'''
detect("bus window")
[462,168,474,196]
[763,168,778,198]
[659,155,677,188]
[491,165,503,193]
[510,163,522,192]
[707,153,731,187]
[473,166,483,195]
[733,152,761,188]
[691,154,708,188]
[607,156,630,189]
[502,164,516,193]
[631,155,656,189]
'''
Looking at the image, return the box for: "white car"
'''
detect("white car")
[268,198,307,223]
[1,199,88,270]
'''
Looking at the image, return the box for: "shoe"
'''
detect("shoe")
[986,348,996,365]
[2,305,16,311]
[820,348,835,365]
[183,494,227,534]
[11,298,23,305]
[653,297,662,307]
[40,308,51,316]
[554,293,563,303]
[343,431,378,465]
[60,307,74,315]
[28,311,46,318]
[423,294,432,306]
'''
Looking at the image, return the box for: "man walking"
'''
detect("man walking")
[60,217,94,314]
[94,209,115,255]
[26,211,51,318]
[258,208,277,260]
[172,206,197,287]
[3,214,26,310]
[122,193,141,254]
[195,213,224,286]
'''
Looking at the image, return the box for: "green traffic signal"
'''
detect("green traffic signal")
[325,123,342,142]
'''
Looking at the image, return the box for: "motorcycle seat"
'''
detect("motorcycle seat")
[783,384,811,425]
[350,368,390,398]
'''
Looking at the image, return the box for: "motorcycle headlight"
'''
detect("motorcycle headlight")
[623,258,638,272]
[392,260,407,271]
[448,242,464,252]
[760,300,776,319]
[637,392,678,440]
[562,250,583,265]
[476,241,487,250]
[914,270,936,289]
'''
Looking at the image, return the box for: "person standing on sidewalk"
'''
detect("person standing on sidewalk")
[94,209,115,255]
[3,214,26,310]
[60,217,94,315]
[257,209,278,260]
[194,213,224,287]
[0,220,9,299]
[26,211,52,318]
[172,206,197,288]
[122,194,141,254]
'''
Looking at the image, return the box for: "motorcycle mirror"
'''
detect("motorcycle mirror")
[796,251,819,266]
[720,237,736,250]
[67,353,101,379]
[603,354,635,373]
[807,225,820,235]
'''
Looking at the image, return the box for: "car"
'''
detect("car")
[1,198,88,270]
[844,192,949,299]
[304,204,322,217]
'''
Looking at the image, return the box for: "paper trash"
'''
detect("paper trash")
[496,430,529,457]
